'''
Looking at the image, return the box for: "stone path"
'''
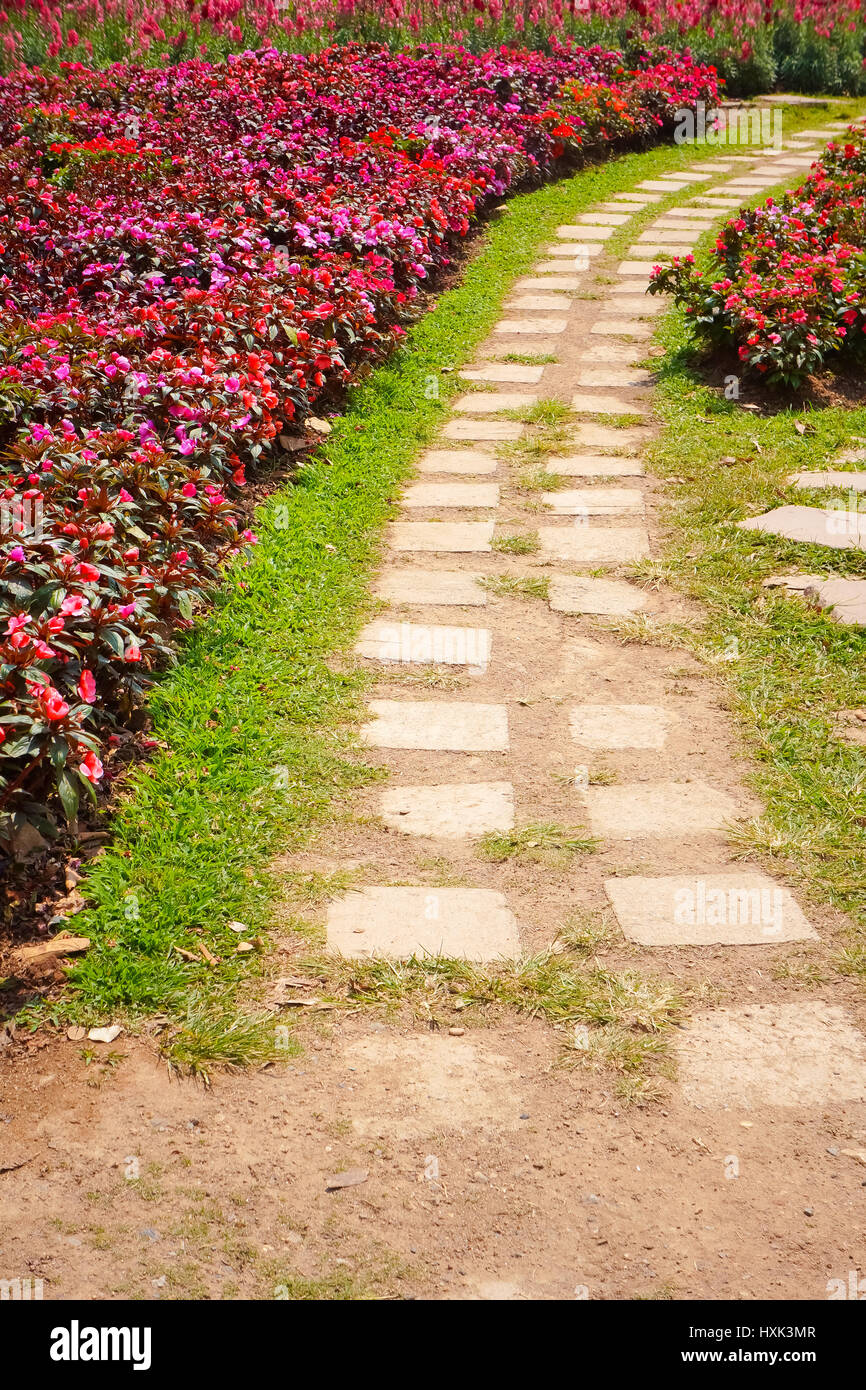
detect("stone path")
[6,123,866,1305]
[329,124,866,1114]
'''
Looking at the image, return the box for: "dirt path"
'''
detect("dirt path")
[4,130,866,1304]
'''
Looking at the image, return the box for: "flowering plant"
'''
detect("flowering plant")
[649,126,866,388]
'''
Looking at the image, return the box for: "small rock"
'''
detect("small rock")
[804,1207,814,1216]
[325,1168,368,1191]
[448,1026,465,1037]
[87,1025,123,1044]
[66,1026,86,1042]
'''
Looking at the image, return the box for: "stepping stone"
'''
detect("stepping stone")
[494,318,568,335]
[570,703,673,750]
[590,319,651,338]
[379,781,514,837]
[538,526,649,564]
[549,454,643,477]
[543,487,644,515]
[690,197,742,208]
[403,482,499,509]
[739,505,866,552]
[543,241,603,258]
[557,223,613,239]
[605,871,817,946]
[580,343,644,363]
[836,447,866,463]
[609,192,661,203]
[355,621,491,670]
[677,1002,866,1109]
[583,781,738,838]
[534,260,594,276]
[638,179,693,191]
[789,470,866,492]
[660,207,723,220]
[804,576,866,626]
[515,275,581,291]
[326,886,520,961]
[443,418,521,441]
[549,574,646,614]
[576,368,654,388]
[636,229,700,244]
[490,336,561,356]
[654,216,716,229]
[571,392,648,416]
[453,392,536,414]
[374,569,486,607]
[417,448,497,475]
[688,162,734,172]
[578,212,630,225]
[606,297,662,316]
[655,172,705,183]
[508,294,572,311]
[574,423,651,449]
[460,364,544,385]
[617,261,664,277]
[361,699,509,751]
[634,246,694,260]
[389,522,494,553]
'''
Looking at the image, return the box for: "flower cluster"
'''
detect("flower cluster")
[1,1,864,97]
[0,42,718,845]
[648,126,866,387]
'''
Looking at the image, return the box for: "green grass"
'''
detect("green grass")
[21,106,865,1061]
[651,305,866,952]
[475,822,598,864]
[478,574,549,600]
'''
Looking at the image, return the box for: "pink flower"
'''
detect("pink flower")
[79,751,104,782]
[78,670,96,703]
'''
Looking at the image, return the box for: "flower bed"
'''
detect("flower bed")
[1,1,865,97]
[648,126,866,388]
[0,43,718,850]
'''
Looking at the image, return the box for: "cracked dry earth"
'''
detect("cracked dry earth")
[5,129,866,1304]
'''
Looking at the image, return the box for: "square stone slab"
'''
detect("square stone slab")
[515,275,581,291]
[550,454,644,477]
[549,575,647,614]
[789,470,866,492]
[543,487,644,515]
[461,364,545,384]
[327,886,520,961]
[636,229,700,244]
[638,179,692,191]
[361,700,509,751]
[494,317,568,335]
[677,1003,866,1109]
[739,505,866,552]
[808,577,866,626]
[609,192,661,203]
[534,260,593,277]
[605,872,818,946]
[379,781,514,837]
[417,448,497,475]
[543,242,603,258]
[403,482,499,509]
[538,526,650,564]
[577,369,654,388]
[574,424,651,449]
[635,246,695,260]
[580,343,645,364]
[356,621,491,669]
[557,223,613,240]
[454,392,537,414]
[509,293,572,311]
[571,392,648,416]
[389,522,494,553]
[443,419,521,441]
[590,320,652,338]
[606,297,663,317]
[584,781,739,838]
[690,196,742,208]
[617,261,663,277]
[374,568,486,607]
[578,212,630,225]
[570,703,674,750]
